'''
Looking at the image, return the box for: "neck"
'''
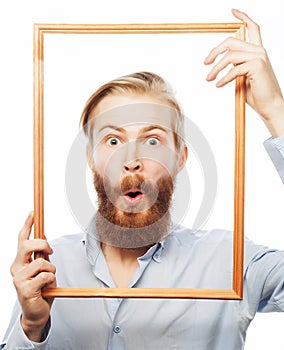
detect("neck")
[101,243,153,288]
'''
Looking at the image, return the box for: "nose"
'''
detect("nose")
[124,159,143,173]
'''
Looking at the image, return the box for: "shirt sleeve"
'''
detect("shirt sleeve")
[1,314,51,350]
[244,247,284,314]
[263,134,284,183]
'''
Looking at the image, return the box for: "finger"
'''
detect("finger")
[11,239,54,274]
[13,258,56,281]
[33,271,56,289]
[19,239,53,258]
[18,211,34,245]
[29,272,56,293]
[232,9,263,46]
[213,62,251,88]
[206,50,259,81]
[204,37,261,65]
[17,272,56,299]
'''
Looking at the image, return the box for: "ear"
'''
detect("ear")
[177,145,188,172]
[86,145,95,172]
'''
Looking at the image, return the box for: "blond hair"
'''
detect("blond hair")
[80,71,185,152]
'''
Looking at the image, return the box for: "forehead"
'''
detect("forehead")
[90,94,178,132]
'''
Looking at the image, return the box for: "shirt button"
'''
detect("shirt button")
[113,325,121,333]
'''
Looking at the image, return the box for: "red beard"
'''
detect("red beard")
[93,172,174,248]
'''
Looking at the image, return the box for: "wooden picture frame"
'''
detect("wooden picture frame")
[34,22,246,299]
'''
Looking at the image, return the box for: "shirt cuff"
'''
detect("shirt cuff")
[263,134,284,184]
[2,316,50,349]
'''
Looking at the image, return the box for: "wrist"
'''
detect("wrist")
[262,99,284,138]
[263,116,284,138]
[20,315,49,342]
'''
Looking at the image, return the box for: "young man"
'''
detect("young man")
[2,9,284,350]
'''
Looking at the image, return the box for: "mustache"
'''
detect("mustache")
[95,173,174,200]
[94,172,174,213]
[116,174,152,195]
[94,173,163,197]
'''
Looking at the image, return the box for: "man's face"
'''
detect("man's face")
[90,94,185,184]
[87,94,187,248]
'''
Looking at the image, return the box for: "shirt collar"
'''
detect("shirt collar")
[84,217,101,266]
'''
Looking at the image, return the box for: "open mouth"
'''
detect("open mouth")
[123,189,144,204]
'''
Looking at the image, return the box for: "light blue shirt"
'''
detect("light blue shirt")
[2,136,284,350]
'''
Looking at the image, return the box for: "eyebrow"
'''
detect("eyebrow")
[139,125,168,134]
[98,125,127,134]
[98,124,169,135]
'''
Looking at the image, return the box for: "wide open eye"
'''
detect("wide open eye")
[145,137,160,146]
[106,137,121,146]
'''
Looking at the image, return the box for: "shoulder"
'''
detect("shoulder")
[168,223,233,247]
[167,224,272,264]
[49,232,86,261]
[50,232,85,247]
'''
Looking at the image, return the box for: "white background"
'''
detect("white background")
[1,0,284,348]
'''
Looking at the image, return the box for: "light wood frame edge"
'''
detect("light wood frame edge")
[33,22,246,299]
